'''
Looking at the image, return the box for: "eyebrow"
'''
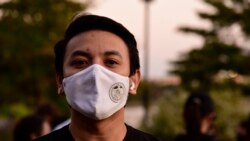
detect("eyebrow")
[71,50,91,59]
[104,50,123,59]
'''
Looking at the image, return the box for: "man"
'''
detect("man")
[34,12,160,141]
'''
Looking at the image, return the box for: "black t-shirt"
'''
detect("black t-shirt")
[34,124,161,141]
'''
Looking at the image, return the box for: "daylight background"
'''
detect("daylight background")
[1,0,250,141]
[86,0,207,80]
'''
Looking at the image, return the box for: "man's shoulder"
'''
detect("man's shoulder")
[125,124,161,141]
[33,125,73,141]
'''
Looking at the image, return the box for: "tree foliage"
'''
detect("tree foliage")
[170,0,250,92]
[0,0,90,117]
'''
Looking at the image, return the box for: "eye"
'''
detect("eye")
[105,59,119,67]
[71,59,89,68]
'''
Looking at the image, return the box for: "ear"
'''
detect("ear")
[129,69,141,95]
[30,133,38,140]
[56,73,64,95]
[201,112,216,134]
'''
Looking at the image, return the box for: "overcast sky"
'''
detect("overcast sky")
[86,0,211,80]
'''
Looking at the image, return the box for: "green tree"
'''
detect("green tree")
[0,0,90,117]
[170,0,250,92]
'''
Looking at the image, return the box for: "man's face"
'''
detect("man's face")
[63,30,130,78]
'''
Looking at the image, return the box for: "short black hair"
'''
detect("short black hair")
[13,115,44,141]
[185,92,214,117]
[54,13,140,76]
[183,92,215,136]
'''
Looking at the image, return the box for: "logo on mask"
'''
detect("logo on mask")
[109,82,125,103]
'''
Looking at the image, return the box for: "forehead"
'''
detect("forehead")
[65,30,129,56]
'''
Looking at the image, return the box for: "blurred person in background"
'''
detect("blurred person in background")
[236,114,250,141]
[13,114,51,141]
[34,103,68,129]
[34,12,161,141]
[175,92,217,141]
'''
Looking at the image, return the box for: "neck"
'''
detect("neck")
[69,108,127,141]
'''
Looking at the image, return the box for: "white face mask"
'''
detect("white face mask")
[63,64,129,120]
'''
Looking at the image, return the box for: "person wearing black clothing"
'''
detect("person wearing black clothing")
[236,115,250,141]
[13,115,51,141]
[175,134,215,141]
[34,12,160,141]
[175,93,217,141]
